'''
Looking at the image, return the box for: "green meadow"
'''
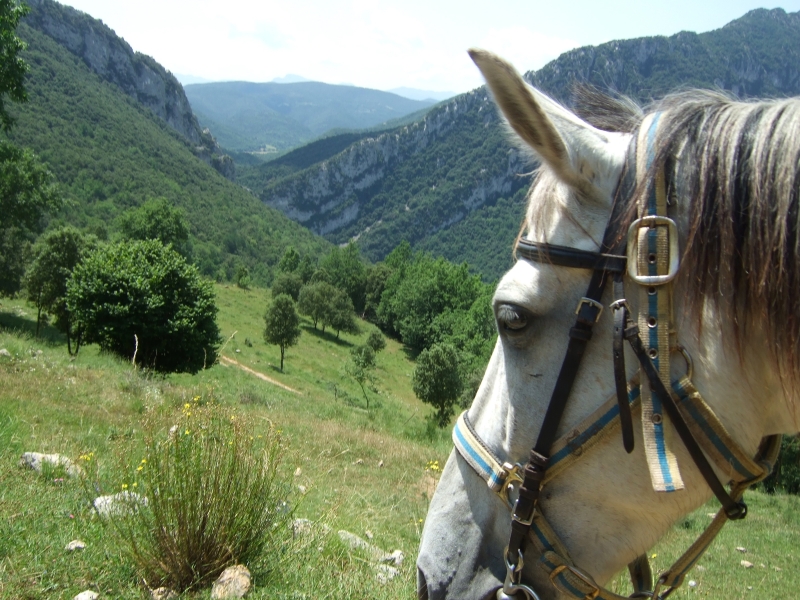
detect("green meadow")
[1,285,798,599]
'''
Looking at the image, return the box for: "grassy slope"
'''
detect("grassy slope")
[1,289,799,598]
[8,23,331,284]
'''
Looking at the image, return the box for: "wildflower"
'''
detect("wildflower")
[140,458,147,464]
[185,429,190,435]
[121,483,129,490]
[184,403,191,409]
[651,553,658,559]
[132,482,138,488]
[137,465,144,472]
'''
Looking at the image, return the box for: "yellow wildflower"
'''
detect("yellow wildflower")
[121,483,128,490]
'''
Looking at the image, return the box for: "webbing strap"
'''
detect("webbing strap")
[636,113,684,492]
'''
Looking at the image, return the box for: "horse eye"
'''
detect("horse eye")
[496,304,528,332]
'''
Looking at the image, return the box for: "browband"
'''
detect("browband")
[516,239,627,273]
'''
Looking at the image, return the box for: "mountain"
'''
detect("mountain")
[23,0,234,180]
[183,81,436,153]
[10,0,331,284]
[242,8,800,280]
[388,87,456,102]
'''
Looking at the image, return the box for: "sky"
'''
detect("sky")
[59,0,800,94]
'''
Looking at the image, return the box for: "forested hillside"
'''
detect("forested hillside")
[244,8,800,280]
[7,21,331,284]
[185,81,435,153]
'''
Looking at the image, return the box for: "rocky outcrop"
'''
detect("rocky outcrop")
[23,0,234,179]
[261,89,526,239]
[528,8,800,102]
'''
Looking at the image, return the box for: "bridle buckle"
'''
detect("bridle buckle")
[626,215,680,285]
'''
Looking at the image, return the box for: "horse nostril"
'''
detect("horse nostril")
[417,567,430,600]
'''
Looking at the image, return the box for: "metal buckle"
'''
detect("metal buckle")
[549,564,600,600]
[575,297,604,323]
[498,548,541,600]
[626,215,680,285]
[498,463,524,510]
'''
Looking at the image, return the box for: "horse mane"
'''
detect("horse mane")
[571,85,800,382]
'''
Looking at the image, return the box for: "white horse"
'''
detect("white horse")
[417,49,800,600]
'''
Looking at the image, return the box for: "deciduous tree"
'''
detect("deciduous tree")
[24,226,97,352]
[412,343,463,427]
[263,293,301,372]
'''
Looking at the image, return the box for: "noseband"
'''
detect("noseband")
[453,117,782,600]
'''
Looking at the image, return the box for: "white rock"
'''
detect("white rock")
[365,530,374,540]
[73,591,99,600]
[354,458,364,465]
[168,425,179,439]
[20,452,83,477]
[688,580,697,588]
[297,485,307,494]
[380,549,405,566]
[0,348,11,358]
[211,564,251,599]
[376,564,400,584]
[150,587,178,600]
[93,491,148,518]
[65,539,86,551]
[736,546,747,553]
[774,566,782,572]
[696,565,706,572]
[294,467,302,477]
[741,560,754,569]
[378,460,384,468]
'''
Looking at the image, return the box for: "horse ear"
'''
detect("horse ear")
[468,48,610,199]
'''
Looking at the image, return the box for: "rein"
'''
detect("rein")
[453,118,782,600]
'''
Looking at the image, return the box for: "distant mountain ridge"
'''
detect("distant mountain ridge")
[184,81,436,153]
[244,8,800,279]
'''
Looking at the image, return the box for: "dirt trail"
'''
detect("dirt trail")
[219,355,300,394]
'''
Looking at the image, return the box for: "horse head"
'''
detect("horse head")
[417,50,800,600]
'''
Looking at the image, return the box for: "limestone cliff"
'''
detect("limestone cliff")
[23,0,234,179]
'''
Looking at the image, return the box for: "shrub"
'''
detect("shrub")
[67,239,219,373]
[365,330,386,353]
[91,402,293,592]
[346,345,377,408]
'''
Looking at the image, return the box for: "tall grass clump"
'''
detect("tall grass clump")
[91,399,294,592]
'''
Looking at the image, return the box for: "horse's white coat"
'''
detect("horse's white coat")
[416,51,798,600]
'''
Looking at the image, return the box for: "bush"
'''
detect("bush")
[365,330,386,353]
[91,402,293,591]
[67,239,219,373]
[264,294,301,372]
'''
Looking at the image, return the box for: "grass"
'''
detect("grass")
[1,286,799,598]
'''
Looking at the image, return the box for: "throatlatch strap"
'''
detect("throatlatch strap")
[636,113,684,492]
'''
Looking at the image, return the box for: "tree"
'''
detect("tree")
[297,255,315,283]
[67,240,219,373]
[325,288,359,339]
[298,281,336,329]
[272,272,302,301]
[24,227,97,352]
[235,264,251,289]
[319,242,367,313]
[117,197,190,256]
[263,294,301,372]
[412,343,463,428]
[0,4,61,295]
[0,142,61,295]
[0,0,30,132]
[277,246,300,273]
[346,344,377,409]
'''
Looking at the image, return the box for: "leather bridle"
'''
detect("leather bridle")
[452,119,782,600]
